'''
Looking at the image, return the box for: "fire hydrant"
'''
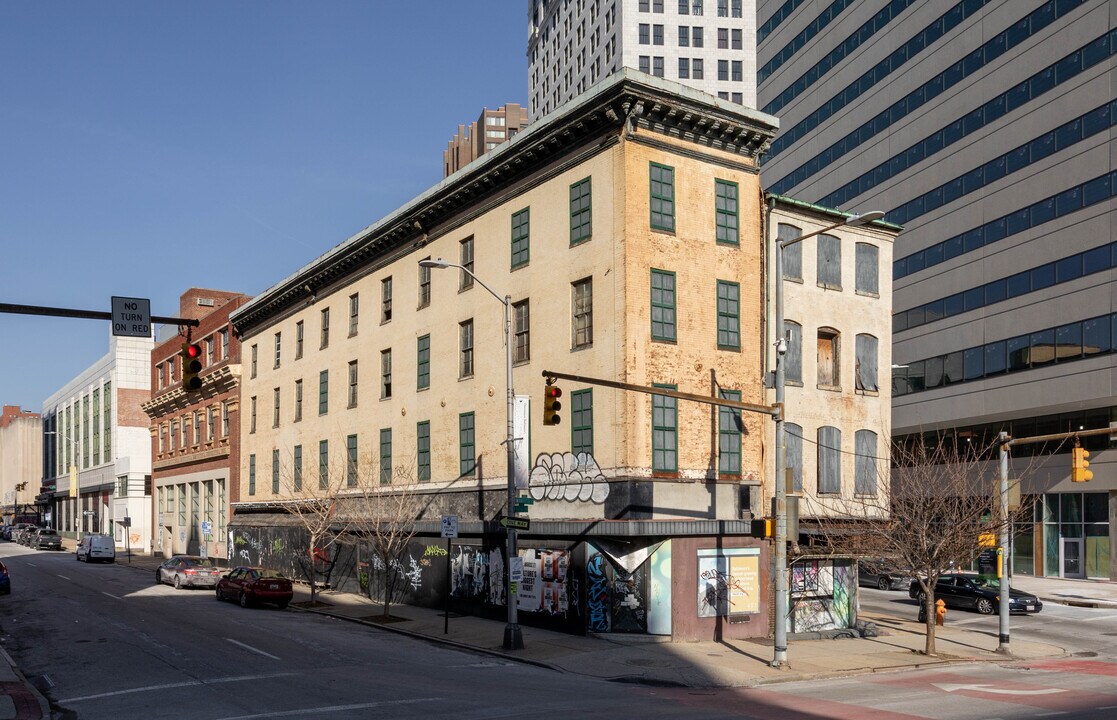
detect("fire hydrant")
[935,598,946,626]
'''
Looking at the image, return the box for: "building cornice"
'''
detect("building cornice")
[141,365,241,418]
[230,71,779,338]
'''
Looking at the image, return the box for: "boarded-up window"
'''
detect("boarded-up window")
[817,234,841,289]
[817,328,839,387]
[778,224,802,280]
[785,422,803,492]
[855,334,878,392]
[817,426,841,494]
[855,430,878,495]
[856,242,879,295]
[784,320,802,383]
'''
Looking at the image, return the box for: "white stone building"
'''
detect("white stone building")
[528,0,757,120]
[42,332,154,551]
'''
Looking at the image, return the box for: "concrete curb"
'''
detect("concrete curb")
[0,646,52,720]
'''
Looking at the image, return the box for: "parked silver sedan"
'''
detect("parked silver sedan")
[155,555,222,589]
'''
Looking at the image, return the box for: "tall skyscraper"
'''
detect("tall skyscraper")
[758,0,1116,580]
[528,0,757,120]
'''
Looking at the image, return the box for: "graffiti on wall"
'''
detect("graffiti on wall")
[529,452,609,503]
[450,547,488,600]
[488,548,505,606]
[586,552,610,632]
[790,559,854,632]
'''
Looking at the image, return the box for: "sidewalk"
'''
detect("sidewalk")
[4,545,1113,718]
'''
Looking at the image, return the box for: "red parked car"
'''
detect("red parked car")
[215,566,293,609]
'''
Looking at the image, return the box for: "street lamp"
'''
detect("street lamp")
[769,204,884,668]
[418,257,524,651]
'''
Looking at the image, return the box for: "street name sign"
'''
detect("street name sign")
[500,516,530,531]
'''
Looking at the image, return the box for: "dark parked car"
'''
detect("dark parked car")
[0,525,11,541]
[0,560,9,594]
[32,529,62,551]
[858,558,914,591]
[909,573,1042,615]
[215,567,293,609]
[156,556,221,589]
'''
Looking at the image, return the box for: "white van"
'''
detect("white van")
[76,534,116,563]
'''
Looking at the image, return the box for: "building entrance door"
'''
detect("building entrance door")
[1061,538,1084,578]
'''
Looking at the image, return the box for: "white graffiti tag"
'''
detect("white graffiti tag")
[528,452,609,503]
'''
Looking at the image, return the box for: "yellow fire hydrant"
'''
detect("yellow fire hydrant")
[935,598,946,626]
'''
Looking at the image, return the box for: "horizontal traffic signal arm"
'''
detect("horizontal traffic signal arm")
[540,369,779,417]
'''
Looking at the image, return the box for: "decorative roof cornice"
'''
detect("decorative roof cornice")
[231,70,779,336]
[141,365,241,418]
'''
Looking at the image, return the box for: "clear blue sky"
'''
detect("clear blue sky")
[0,2,526,411]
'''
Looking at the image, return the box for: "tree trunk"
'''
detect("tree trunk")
[924,594,936,656]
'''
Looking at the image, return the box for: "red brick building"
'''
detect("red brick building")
[142,288,250,560]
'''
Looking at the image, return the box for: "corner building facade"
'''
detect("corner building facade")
[232,72,781,640]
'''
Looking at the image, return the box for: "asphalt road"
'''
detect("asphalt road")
[0,543,701,720]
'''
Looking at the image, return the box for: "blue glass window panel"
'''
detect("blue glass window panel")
[1030,329,1055,367]
[963,228,985,252]
[1056,255,1082,283]
[963,287,984,312]
[1031,1,1054,30]
[1031,197,1055,226]
[983,155,1007,185]
[1082,103,1111,136]
[1081,33,1109,68]
[1113,315,1117,355]
[1007,335,1030,370]
[924,127,944,155]
[924,299,945,323]
[1054,50,1081,83]
[943,236,964,260]
[1005,80,1029,110]
[906,359,925,391]
[963,348,983,380]
[1083,316,1111,355]
[984,218,1007,245]
[924,356,944,388]
[1055,322,1082,361]
[907,306,925,327]
[1030,131,1056,163]
[893,312,909,333]
[1006,208,1030,236]
[942,178,963,205]
[988,92,1007,121]
[984,278,1007,305]
[1029,66,1055,97]
[1006,145,1030,174]
[1054,118,1081,150]
[893,257,907,279]
[1006,18,1029,48]
[1006,271,1031,298]
[984,340,1007,375]
[945,349,965,385]
[1031,263,1056,290]
[1055,186,1082,216]
[1082,174,1112,205]
[943,293,964,317]
[1083,245,1111,274]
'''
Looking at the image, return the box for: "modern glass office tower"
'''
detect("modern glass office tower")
[757,0,1116,580]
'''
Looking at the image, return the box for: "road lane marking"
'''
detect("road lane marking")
[26,562,37,567]
[933,683,1066,696]
[56,575,71,580]
[1081,614,1117,622]
[214,698,441,720]
[102,592,121,600]
[1036,712,1068,717]
[59,672,298,703]
[226,638,281,660]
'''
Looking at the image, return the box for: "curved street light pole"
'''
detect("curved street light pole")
[419,258,523,650]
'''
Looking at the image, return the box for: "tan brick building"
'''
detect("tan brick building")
[232,72,784,641]
[0,406,41,524]
[142,289,250,560]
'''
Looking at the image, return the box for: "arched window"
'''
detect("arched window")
[778,223,802,280]
[785,422,803,492]
[817,327,840,388]
[855,242,879,295]
[855,430,878,495]
[817,426,841,494]
[784,320,802,383]
[817,234,841,289]
[856,334,879,392]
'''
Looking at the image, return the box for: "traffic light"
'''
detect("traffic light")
[751,517,774,539]
[543,380,562,426]
[1072,446,1093,482]
[181,342,203,392]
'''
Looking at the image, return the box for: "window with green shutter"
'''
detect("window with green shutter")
[571,389,594,457]
[347,434,358,486]
[718,390,742,476]
[570,178,592,245]
[379,429,392,485]
[417,334,430,390]
[318,439,329,490]
[459,412,476,477]
[717,280,741,349]
[652,384,677,472]
[650,269,677,341]
[272,449,280,493]
[650,163,675,232]
[293,445,303,490]
[715,180,738,244]
[511,208,530,268]
[248,454,256,496]
[417,421,431,482]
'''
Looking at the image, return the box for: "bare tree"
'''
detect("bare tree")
[338,462,426,617]
[799,433,1041,656]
